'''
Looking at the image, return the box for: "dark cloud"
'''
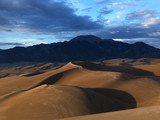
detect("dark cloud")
[0,0,159,48]
[0,29,12,32]
[97,7,113,24]
[95,9,160,46]
[96,18,160,39]
[100,8,113,15]
[0,42,24,49]
[0,42,24,46]
[82,7,92,12]
[0,0,103,34]
[94,20,160,48]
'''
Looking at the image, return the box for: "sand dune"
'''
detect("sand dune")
[101,58,160,66]
[134,64,160,76]
[0,85,137,120]
[74,61,154,76]
[0,62,64,79]
[0,62,79,100]
[55,62,160,107]
[60,106,160,120]
[0,61,160,120]
[0,85,91,120]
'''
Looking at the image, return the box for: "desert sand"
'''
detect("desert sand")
[60,106,160,120]
[101,58,160,66]
[134,64,160,76]
[0,59,160,120]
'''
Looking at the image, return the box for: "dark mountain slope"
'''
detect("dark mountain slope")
[0,35,160,63]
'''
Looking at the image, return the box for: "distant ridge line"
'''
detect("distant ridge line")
[0,35,160,63]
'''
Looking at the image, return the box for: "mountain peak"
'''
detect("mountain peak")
[70,35,102,43]
[0,35,160,63]
[133,42,153,47]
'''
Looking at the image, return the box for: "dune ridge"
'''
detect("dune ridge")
[0,85,137,120]
[135,64,160,76]
[0,61,160,120]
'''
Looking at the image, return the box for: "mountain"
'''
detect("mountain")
[0,35,160,63]
[70,35,103,43]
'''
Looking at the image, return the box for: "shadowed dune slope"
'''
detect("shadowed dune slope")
[134,64,160,76]
[101,58,160,66]
[74,62,154,76]
[54,62,160,107]
[0,62,160,120]
[0,62,64,79]
[0,62,159,107]
[0,63,80,100]
[0,85,91,120]
[60,106,160,120]
[0,85,136,120]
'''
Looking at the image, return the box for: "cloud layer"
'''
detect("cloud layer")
[126,9,160,20]
[0,0,160,49]
[0,0,102,34]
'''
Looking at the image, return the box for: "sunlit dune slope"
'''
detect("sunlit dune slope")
[0,85,136,120]
[0,62,78,100]
[0,62,160,107]
[55,62,160,107]
[0,62,160,120]
[74,62,154,76]
[60,106,160,120]
[0,85,91,120]
[134,64,160,76]
[0,62,64,79]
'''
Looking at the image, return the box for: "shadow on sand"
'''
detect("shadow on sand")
[82,88,137,114]
[74,62,154,76]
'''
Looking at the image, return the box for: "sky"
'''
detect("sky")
[0,0,160,49]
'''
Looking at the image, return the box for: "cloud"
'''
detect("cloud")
[0,0,103,34]
[100,8,113,15]
[0,42,24,49]
[95,18,160,40]
[105,20,114,24]
[116,11,126,15]
[149,32,160,37]
[0,0,159,49]
[19,38,49,46]
[106,2,136,8]
[0,29,12,32]
[97,7,113,24]
[141,17,160,27]
[96,26,147,39]
[114,38,160,48]
[126,9,160,20]
[96,0,111,4]
[0,42,24,46]
[94,9,160,48]
[82,7,92,12]
[94,13,160,47]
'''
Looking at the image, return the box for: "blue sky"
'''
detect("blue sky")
[0,0,160,49]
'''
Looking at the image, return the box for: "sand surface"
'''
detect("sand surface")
[60,106,160,120]
[134,64,160,76]
[0,59,159,120]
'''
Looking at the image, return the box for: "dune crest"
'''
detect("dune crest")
[135,64,160,76]
[0,61,160,120]
[0,85,137,120]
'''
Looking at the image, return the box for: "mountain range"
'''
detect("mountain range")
[0,35,160,63]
